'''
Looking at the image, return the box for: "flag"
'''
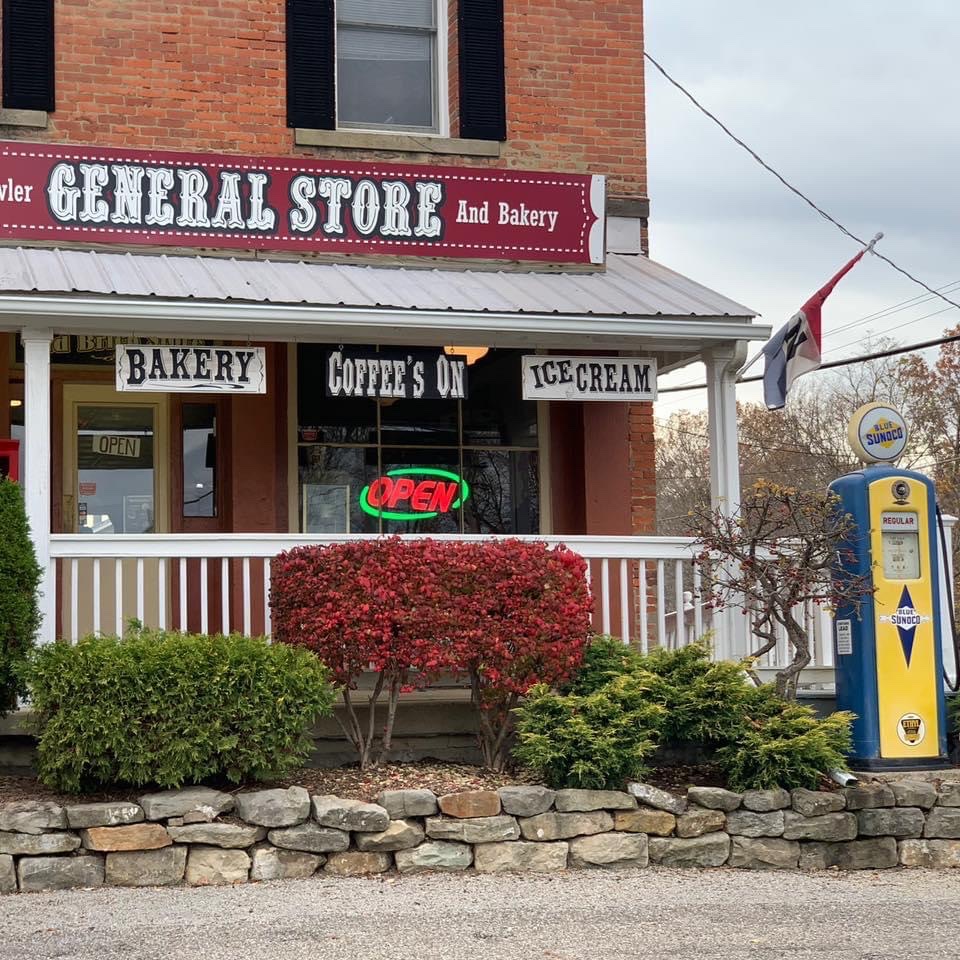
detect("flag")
[762,249,867,409]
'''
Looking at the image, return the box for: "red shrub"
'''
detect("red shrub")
[270,538,593,769]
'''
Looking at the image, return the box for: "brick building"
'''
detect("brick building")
[0,0,764,647]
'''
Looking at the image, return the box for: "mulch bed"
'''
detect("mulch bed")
[0,761,727,806]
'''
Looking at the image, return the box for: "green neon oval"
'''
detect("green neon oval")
[358,468,470,521]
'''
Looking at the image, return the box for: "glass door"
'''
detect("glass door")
[62,384,169,535]
[61,385,170,638]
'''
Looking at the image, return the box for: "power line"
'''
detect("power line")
[823,279,960,340]
[659,327,960,395]
[644,50,960,314]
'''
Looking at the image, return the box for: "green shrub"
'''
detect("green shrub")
[0,478,42,714]
[513,674,665,789]
[716,703,854,791]
[639,643,759,745]
[562,634,645,696]
[519,639,856,792]
[25,630,335,793]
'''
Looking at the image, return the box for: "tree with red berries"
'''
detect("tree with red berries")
[692,481,873,699]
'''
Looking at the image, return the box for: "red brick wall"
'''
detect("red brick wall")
[30,0,645,200]
[629,402,656,535]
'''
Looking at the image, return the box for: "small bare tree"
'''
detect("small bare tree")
[692,480,873,699]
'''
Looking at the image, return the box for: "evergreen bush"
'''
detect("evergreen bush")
[716,703,855,791]
[640,643,759,745]
[25,630,334,793]
[562,634,645,696]
[515,638,856,792]
[0,477,41,713]
[512,673,665,789]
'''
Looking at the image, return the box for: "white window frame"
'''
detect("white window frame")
[335,0,450,138]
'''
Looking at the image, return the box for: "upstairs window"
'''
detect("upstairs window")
[286,0,506,141]
[337,0,438,132]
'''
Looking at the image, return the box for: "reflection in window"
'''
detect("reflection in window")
[337,0,437,131]
[182,404,216,518]
[76,405,155,534]
[297,346,540,535]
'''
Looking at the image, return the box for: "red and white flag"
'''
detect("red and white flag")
[762,249,869,409]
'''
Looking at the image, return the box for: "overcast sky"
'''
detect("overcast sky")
[644,1,960,414]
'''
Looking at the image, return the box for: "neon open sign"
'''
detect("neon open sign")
[359,468,470,521]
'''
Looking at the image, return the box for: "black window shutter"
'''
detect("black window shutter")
[458,0,506,141]
[2,0,55,112]
[286,0,335,129]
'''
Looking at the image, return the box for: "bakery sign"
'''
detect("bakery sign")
[0,140,605,264]
[521,356,657,401]
[115,344,267,393]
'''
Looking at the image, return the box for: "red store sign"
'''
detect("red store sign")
[0,141,605,264]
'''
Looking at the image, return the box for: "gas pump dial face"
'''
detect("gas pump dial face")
[882,532,921,580]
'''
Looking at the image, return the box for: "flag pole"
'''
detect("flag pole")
[735,232,884,381]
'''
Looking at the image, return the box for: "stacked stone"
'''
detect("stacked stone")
[2,778,960,893]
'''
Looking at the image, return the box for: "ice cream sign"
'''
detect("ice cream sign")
[0,140,605,264]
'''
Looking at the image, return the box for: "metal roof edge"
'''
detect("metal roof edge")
[0,293,772,344]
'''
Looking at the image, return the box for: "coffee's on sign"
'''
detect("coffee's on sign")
[0,141,604,264]
[115,344,267,394]
[522,356,657,401]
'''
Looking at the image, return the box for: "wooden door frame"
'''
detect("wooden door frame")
[60,382,170,534]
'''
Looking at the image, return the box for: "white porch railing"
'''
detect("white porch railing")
[44,533,831,675]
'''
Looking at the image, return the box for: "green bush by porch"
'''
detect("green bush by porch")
[515,640,855,792]
[24,630,334,793]
[0,477,42,715]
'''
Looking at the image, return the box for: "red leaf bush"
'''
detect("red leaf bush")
[270,537,592,769]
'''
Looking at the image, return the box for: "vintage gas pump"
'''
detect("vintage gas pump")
[830,403,951,770]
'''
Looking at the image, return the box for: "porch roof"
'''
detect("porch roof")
[0,247,768,351]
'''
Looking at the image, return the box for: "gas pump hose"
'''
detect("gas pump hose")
[934,505,960,693]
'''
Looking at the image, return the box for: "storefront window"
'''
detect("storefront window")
[182,403,217,518]
[297,346,540,534]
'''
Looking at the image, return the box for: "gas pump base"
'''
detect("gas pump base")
[849,756,952,773]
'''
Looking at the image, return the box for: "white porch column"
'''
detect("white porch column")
[704,341,746,515]
[21,329,54,644]
[704,342,747,660]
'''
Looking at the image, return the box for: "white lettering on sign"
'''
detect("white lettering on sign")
[116,345,266,394]
[522,355,657,401]
[880,511,919,533]
[93,434,141,459]
[325,350,465,400]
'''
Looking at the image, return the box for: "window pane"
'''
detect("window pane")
[379,395,458,446]
[337,26,432,128]
[182,403,216,518]
[76,405,155,534]
[298,345,377,444]
[299,445,380,534]
[338,0,434,28]
[462,450,540,535]
[380,448,462,534]
[462,351,539,447]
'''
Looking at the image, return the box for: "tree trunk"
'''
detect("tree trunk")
[775,616,811,700]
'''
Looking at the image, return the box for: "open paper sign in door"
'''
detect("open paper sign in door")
[0,439,19,482]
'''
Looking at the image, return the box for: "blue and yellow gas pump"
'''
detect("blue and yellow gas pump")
[830,403,953,770]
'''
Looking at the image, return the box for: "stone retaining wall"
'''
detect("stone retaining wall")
[4,779,960,893]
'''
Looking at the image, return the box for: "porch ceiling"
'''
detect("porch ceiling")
[0,246,769,350]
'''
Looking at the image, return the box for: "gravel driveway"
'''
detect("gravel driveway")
[3,867,959,960]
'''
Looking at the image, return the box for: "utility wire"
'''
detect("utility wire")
[660,327,960,394]
[644,51,960,314]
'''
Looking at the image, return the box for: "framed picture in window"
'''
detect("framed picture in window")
[303,483,350,534]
